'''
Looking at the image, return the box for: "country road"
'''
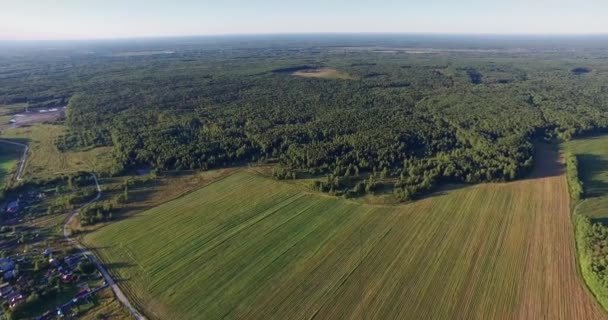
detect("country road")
[63,173,147,320]
[0,139,28,181]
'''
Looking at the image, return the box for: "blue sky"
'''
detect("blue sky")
[1,0,607,40]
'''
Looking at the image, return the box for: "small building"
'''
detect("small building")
[65,255,83,269]
[74,288,89,300]
[43,248,53,257]
[3,270,18,281]
[61,273,73,283]
[7,292,24,307]
[5,200,19,214]
[0,259,15,273]
[49,258,60,267]
[0,283,12,297]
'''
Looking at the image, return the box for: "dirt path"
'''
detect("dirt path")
[62,173,147,320]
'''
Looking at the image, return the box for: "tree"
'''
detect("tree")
[78,260,95,274]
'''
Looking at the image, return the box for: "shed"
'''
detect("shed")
[3,270,18,280]
[5,200,19,214]
[0,260,14,273]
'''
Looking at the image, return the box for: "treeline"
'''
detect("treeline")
[565,153,584,200]
[575,215,608,310]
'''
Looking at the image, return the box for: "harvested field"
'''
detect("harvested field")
[84,144,605,319]
[293,67,355,80]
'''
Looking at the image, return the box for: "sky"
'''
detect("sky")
[1,0,607,40]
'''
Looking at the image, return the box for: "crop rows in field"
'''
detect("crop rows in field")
[85,145,605,319]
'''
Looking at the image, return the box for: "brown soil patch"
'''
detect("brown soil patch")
[293,68,356,80]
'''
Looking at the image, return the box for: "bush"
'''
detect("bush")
[77,260,95,274]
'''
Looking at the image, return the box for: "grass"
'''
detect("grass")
[563,135,608,219]
[0,142,23,186]
[562,135,608,311]
[84,144,605,320]
[293,68,356,80]
[79,288,132,320]
[0,124,114,180]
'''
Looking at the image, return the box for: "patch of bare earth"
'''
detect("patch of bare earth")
[293,68,355,80]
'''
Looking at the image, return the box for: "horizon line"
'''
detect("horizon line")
[3,31,608,42]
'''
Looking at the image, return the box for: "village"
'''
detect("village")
[0,172,114,319]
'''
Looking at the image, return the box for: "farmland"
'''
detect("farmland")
[84,145,605,319]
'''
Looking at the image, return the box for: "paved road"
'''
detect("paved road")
[63,173,147,320]
[0,139,28,181]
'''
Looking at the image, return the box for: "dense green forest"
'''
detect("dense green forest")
[2,35,608,200]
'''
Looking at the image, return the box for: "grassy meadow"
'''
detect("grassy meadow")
[84,145,605,320]
[0,142,23,186]
[563,135,608,219]
[0,124,114,179]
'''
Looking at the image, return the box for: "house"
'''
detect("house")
[65,255,83,269]
[3,270,18,281]
[7,292,24,307]
[74,288,89,299]
[61,273,73,283]
[0,259,15,273]
[49,258,60,267]
[5,200,19,214]
[0,283,12,297]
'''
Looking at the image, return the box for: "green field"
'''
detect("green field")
[84,145,605,320]
[563,135,608,219]
[0,142,23,186]
[1,124,114,179]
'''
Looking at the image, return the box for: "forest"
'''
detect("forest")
[2,35,608,200]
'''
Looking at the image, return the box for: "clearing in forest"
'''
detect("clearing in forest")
[293,67,355,80]
[84,145,605,320]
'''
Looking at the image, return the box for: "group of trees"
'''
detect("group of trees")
[576,215,608,308]
[565,153,584,200]
[3,41,608,200]
[79,201,114,225]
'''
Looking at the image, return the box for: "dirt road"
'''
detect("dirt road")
[62,173,147,320]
